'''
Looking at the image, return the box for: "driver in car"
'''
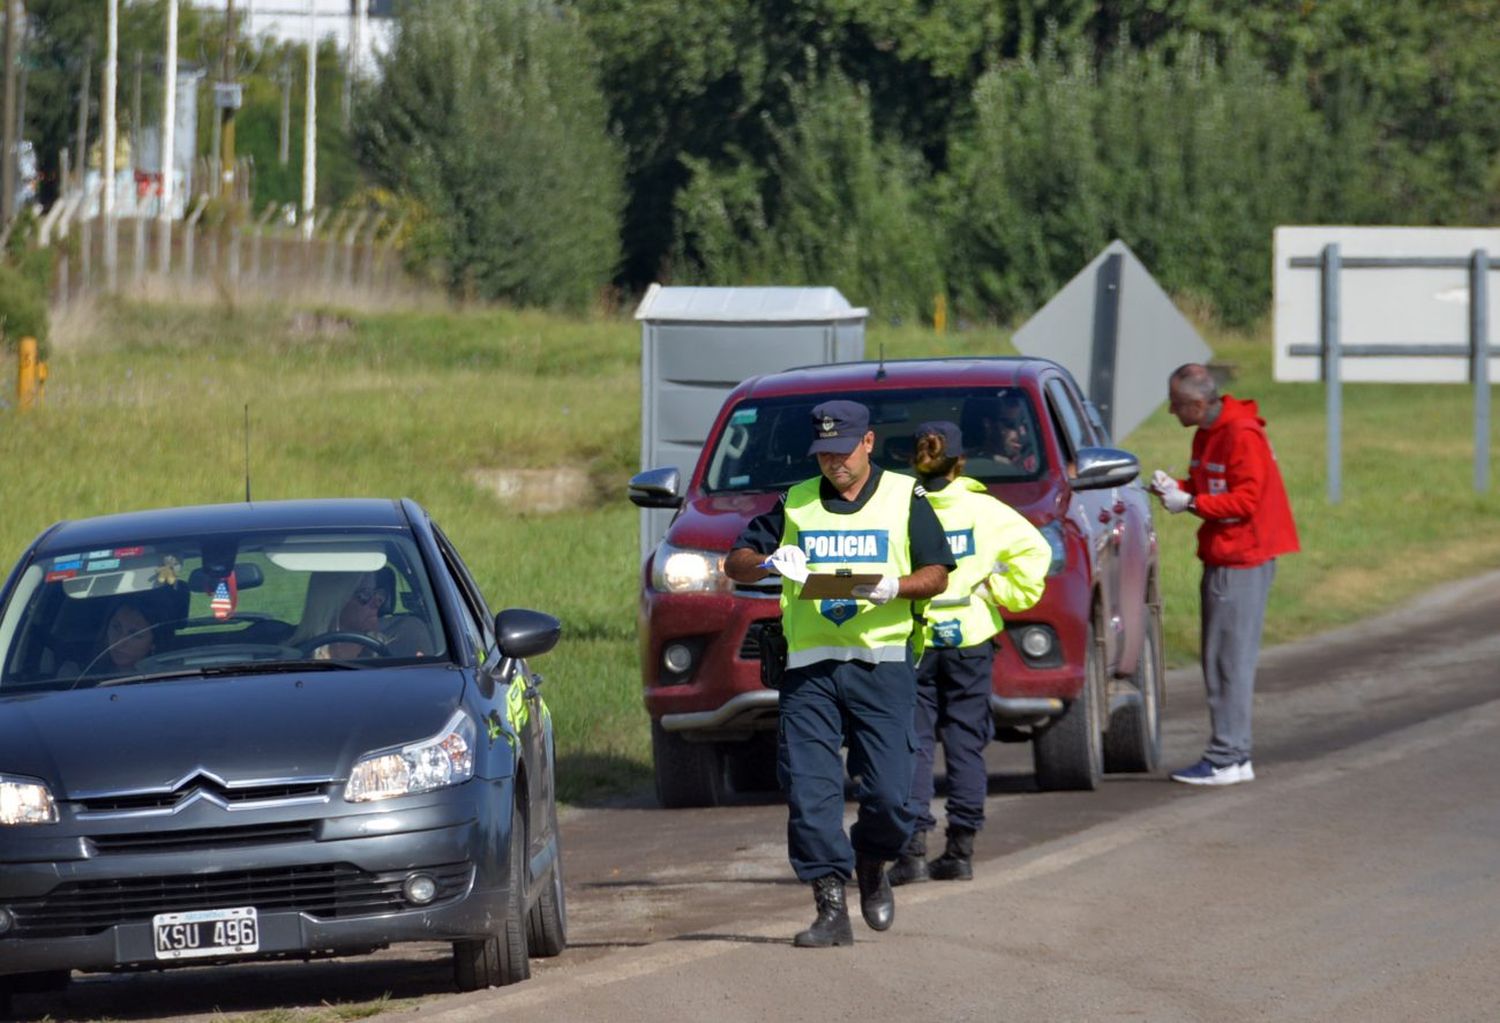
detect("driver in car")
[290,571,427,659]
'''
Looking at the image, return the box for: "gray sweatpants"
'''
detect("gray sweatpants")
[1200,559,1276,767]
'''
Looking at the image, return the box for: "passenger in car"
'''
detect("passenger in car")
[289,571,429,659]
[971,394,1039,472]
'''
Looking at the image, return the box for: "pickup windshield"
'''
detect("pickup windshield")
[701,386,1046,494]
[0,528,448,693]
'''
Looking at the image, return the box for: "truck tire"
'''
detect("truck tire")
[1033,623,1104,791]
[1104,600,1165,774]
[724,733,780,794]
[453,804,530,989]
[652,720,727,808]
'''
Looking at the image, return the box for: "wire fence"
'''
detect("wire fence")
[41,195,416,307]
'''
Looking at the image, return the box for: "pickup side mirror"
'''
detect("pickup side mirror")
[628,467,683,509]
[495,608,562,660]
[1072,447,1140,491]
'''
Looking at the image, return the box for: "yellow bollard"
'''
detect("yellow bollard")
[17,336,39,411]
[933,294,947,336]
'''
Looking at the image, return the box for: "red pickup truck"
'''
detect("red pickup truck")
[628,356,1164,807]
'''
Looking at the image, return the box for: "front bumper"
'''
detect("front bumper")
[0,781,516,978]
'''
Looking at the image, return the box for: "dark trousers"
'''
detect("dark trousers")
[777,656,918,882]
[907,643,995,834]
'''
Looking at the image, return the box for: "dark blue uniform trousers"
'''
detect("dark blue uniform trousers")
[907,642,995,834]
[777,656,918,882]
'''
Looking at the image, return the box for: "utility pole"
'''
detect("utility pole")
[218,0,239,203]
[74,38,90,194]
[103,0,117,289]
[2,0,21,223]
[301,0,316,239]
[159,0,177,272]
[131,49,141,164]
[277,53,289,165]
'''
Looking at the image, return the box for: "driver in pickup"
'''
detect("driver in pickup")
[290,571,428,659]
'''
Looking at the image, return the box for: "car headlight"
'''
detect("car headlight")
[651,543,729,593]
[1039,522,1067,577]
[0,774,59,825]
[345,711,476,803]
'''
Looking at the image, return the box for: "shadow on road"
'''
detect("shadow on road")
[6,953,457,1023]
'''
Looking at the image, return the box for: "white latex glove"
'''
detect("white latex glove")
[1151,469,1178,494]
[1161,487,1193,514]
[850,575,900,605]
[763,545,809,583]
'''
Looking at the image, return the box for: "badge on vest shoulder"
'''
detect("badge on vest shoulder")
[819,598,858,625]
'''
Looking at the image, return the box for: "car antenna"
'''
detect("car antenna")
[243,404,253,504]
[875,343,887,380]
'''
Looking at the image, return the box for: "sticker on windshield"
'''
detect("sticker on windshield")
[86,558,121,571]
[51,555,82,571]
[45,569,77,582]
[730,407,758,425]
[730,474,750,487]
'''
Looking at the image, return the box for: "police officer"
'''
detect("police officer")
[725,400,953,947]
[886,421,1050,886]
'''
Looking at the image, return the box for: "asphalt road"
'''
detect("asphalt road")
[12,569,1500,1023]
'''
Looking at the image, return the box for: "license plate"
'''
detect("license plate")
[152,907,260,960]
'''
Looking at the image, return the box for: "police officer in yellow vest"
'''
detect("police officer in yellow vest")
[886,421,1050,886]
[726,400,953,948]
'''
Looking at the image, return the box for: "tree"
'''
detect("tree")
[358,0,623,308]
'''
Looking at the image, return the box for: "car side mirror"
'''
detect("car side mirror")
[627,467,683,509]
[495,608,561,660]
[1072,447,1140,491]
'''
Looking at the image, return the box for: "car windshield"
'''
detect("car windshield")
[701,386,1046,494]
[0,528,448,693]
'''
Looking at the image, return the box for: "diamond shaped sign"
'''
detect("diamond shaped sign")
[1011,240,1212,442]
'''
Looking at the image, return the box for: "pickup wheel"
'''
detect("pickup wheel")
[724,733,780,793]
[1033,622,1105,791]
[1104,599,1165,773]
[651,721,728,808]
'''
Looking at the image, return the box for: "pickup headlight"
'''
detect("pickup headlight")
[0,774,59,825]
[345,711,476,803]
[651,543,730,594]
[1039,522,1067,577]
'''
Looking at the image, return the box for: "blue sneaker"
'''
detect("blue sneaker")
[1170,759,1249,786]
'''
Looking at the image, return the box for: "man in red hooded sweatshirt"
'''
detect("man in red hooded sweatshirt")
[1151,364,1300,786]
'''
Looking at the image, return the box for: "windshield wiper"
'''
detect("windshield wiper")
[199,660,358,676]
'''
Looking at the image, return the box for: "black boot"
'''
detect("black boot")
[887,831,929,887]
[927,825,975,881]
[793,875,854,948]
[854,855,894,931]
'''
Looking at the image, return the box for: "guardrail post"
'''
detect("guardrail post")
[1472,248,1491,494]
[1321,243,1342,504]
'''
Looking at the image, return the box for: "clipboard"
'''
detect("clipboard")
[797,572,882,600]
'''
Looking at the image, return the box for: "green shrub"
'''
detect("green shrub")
[0,251,50,356]
[944,37,1387,326]
[675,71,945,324]
[357,0,625,310]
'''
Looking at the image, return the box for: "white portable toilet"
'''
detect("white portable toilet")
[635,285,868,558]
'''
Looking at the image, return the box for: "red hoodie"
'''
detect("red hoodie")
[1177,395,1300,568]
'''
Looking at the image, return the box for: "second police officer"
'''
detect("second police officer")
[725,400,953,947]
[887,420,1050,885]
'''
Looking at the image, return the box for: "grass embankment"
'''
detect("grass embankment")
[3,298,1498,802]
